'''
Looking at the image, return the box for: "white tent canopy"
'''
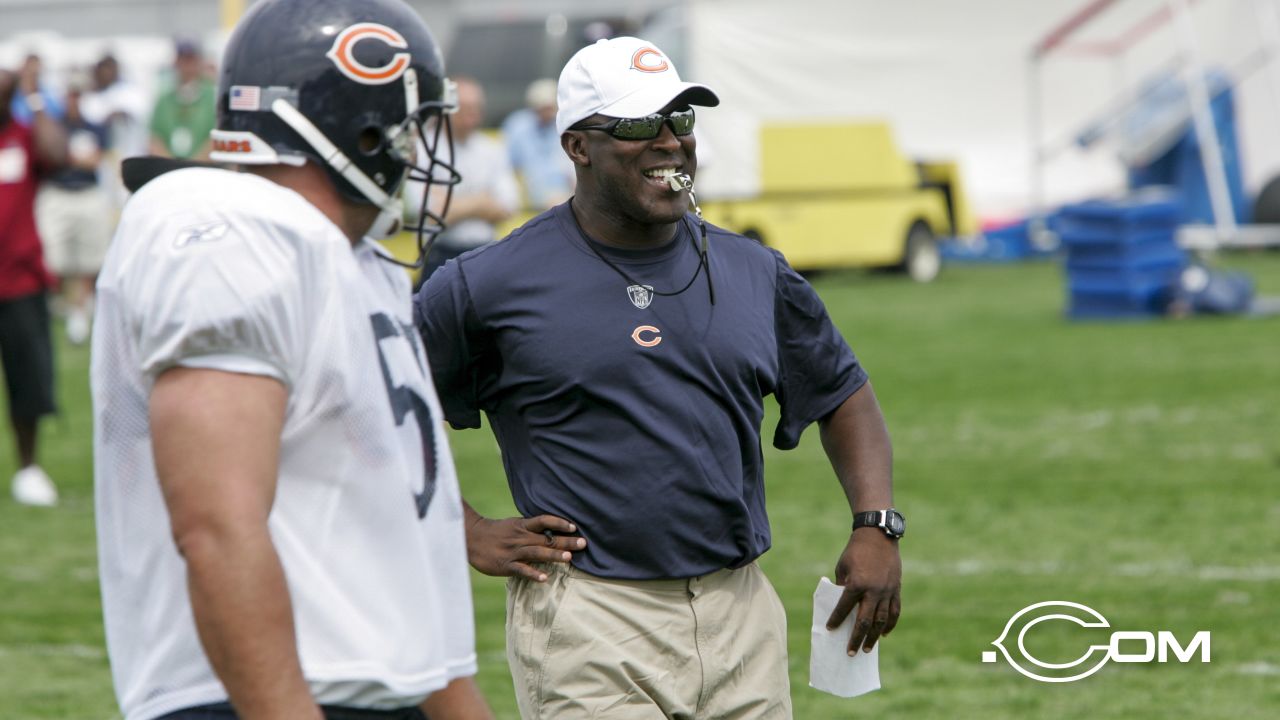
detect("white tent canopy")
[685,0,1280,219]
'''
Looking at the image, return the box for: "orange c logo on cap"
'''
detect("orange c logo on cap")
[326,22,411,85]
[630,48,669,73]
[632,325,662,347]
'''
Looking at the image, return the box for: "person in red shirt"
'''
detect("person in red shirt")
[0,68,67,506]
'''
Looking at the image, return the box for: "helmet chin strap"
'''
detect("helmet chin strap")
[270,69,425,241]
[270,97,401,237]
[367,202,404,239]
[369,67,420,241]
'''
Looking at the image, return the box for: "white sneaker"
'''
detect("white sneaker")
[66,309,90,345]
[12,465,58,507]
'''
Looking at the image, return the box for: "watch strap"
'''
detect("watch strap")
[852,510,884,530]
[852,508,904,538]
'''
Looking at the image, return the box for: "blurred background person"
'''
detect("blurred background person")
[148,39,214,160]
[501,77,575,211]
[0,68,67,507]
[8,54,64,126]
[80,53,150,209]
[412,76,519,283]
[35,73,111,345]
[80,55,149,156]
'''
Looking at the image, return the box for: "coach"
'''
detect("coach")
[416,36,902,719]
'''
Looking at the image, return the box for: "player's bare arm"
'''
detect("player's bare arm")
[462,500,586,582]
[818,381,903,655]
[150,367,323,720]
[420,676,495,720]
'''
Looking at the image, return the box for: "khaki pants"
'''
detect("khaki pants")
[35,185,113,276]
[506,561,792,720]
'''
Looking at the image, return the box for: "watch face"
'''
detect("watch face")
[887,512,906,536]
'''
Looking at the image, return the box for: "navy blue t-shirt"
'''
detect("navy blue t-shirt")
[415,202,866,579]
[49,120,108,190]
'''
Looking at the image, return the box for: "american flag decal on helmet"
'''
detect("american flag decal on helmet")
[229,85,261,111]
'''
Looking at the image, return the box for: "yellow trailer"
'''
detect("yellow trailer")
[398,121,975,284]
[699,121,976,282]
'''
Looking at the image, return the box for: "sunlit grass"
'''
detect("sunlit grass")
[3,254,1278,718]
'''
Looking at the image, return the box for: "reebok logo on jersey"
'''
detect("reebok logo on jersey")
[174,221,229,249]
[632,325,662,347]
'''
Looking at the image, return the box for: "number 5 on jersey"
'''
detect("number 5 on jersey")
[371,312,437,518]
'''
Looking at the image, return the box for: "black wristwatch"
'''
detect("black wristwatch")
[852,508,906,539]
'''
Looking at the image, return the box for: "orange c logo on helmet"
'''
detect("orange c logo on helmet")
[630,48,669,73]
[326,22,411,85]
[631,325,662,347]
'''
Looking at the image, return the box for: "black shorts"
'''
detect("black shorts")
[157,702,428,720]
[0,292,56,422]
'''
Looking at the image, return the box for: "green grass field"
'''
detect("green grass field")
[2,255,1279,719]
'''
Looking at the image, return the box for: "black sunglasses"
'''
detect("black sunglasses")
[572,108,696,140]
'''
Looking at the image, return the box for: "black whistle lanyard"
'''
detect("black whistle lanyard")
[572,181,715,305]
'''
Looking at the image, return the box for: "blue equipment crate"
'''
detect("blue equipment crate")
[1065,242,1186,270]
[1066,261,1184,293]
[1057,193,1190,319]
[1068,285,1172,319]
[1060,228,1185,266]
[1056,194,1182,236]
[1057,224,1175,246]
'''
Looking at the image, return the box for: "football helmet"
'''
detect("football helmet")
[210,0,457,266]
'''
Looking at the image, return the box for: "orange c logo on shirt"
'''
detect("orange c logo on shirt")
[326,23,411,85]
[632,325,662,347]
[630,48,669,73]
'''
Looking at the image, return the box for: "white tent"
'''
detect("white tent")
[682,0,1280,220]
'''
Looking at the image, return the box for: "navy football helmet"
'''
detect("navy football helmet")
[210,0,457,266]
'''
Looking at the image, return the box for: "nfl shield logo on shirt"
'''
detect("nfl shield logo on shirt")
[627,284,654,309]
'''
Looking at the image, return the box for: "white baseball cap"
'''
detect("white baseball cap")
[556,36,719,135]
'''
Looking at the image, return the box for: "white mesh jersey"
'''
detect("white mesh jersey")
[91,167,475,720]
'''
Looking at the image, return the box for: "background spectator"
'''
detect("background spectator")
[81,54,149,159]
[0,67,67,507]
[411,76,519,283]
[35,74,111,345]
[501,77,575,210]
[80,53,151,211]
[148,39,214,160]
[8,54,65,126]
